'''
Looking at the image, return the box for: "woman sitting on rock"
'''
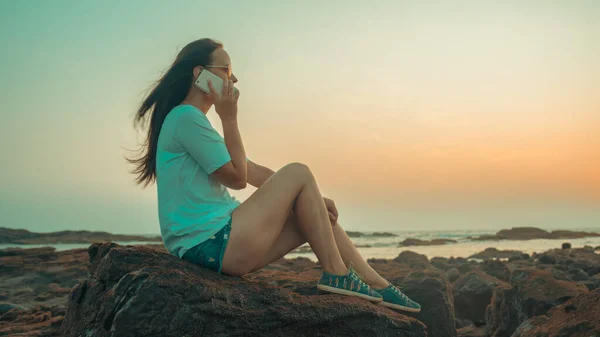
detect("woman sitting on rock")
[127,38,421,313]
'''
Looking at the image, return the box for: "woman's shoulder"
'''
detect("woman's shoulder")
[168,104,209,123]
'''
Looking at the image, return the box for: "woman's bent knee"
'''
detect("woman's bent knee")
[280,162,314,181]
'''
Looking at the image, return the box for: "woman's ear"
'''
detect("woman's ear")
[193,65,203,79]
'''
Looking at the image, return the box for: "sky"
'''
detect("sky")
[0,0,598,234]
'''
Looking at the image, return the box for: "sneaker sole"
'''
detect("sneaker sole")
[317,284,383,302]
[379,301,421,313]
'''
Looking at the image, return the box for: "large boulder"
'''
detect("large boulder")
[468,248,523,260]
[393,251,432,269]
[452,269,507,325]
[484,268,588,337]
[512,289,600,337]
[369,258,457,337]
[61,243,427,337]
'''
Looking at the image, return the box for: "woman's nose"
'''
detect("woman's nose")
[231,73,238,83]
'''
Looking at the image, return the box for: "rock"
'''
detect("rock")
[468,248,524,260]
[484,268,588,337]
[535,248,600,276]
[480,259,510,282]
[0,246,89,309]
[568,268,590,282]
[368,259,457,337]
[578,274,600,291]
[550,230,600,239]
[370,232,397,237]
[394,251,431,269]
[446,257,475,274]
[0,227,162,244]
[508,253,531,262]
[345,231,364,238]
[471,227,600,241]
[539,254,557,264]
[0,302,25,314]
[446,268,460,282]
[430,257,451,270]
[512,290,600,337]
[0,304,65,336]
[561,242,571,249]
[457,325,485,337]
[455,317,474,329]
[399,270,457,337]
[399,238,457,247]
[452,269,508,325]
[61,242,427,337]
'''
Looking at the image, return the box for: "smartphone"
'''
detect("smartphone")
[194,69,237,96]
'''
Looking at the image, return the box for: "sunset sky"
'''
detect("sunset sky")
[1,0,598,234]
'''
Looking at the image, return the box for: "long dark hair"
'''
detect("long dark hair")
[126,38,223,187]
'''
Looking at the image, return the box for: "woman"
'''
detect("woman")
[127,38,421,313]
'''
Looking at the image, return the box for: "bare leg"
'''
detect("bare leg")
[293,178,348,275]
[250,216,390,289]
[331,222,389,289]
[222,163,347,276]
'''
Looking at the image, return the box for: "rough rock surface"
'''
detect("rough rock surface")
[512,289,600,337]
[0,304,66,336]
[60,243,427,337]
[452,269,507,325]
[370,255,457,337]
[484,268,589,337]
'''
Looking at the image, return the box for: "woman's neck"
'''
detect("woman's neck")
[181,90,212,115]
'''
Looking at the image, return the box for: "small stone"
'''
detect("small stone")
[562,242,571,249]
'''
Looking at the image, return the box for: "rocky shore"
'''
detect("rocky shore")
[469,227,600,241]
[0,227,162,244]
[1,239,599,336]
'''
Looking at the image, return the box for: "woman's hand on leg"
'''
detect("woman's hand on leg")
[323,197,338,226]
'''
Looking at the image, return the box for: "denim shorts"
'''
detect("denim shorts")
[182,218,232,273]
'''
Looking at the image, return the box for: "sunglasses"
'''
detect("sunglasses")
[205,64,232,77]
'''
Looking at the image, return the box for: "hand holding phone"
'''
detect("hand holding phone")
[206,76,239,122]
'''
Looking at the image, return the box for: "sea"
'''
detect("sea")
[2,227,599,261]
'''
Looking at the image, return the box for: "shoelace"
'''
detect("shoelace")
[349,268,370,290]
[392,286,408,300]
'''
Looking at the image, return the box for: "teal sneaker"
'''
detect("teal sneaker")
[317,266,383,303]
[375,284,421,313]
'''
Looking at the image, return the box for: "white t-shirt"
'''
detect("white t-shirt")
[156,104,247,258]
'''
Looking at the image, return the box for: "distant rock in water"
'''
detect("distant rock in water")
[345,231,397,238]
[371,232,397,237]
[562,242,571,249]
[399,238,457,247]
[468,248,524,260]
[0,227,162,244]
[61,242,427,337]
[345,231,364,237]
[470,227,600,241]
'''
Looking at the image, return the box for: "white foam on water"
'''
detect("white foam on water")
[286,236,600,261]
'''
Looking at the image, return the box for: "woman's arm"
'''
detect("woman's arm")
[247,160,275,188]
